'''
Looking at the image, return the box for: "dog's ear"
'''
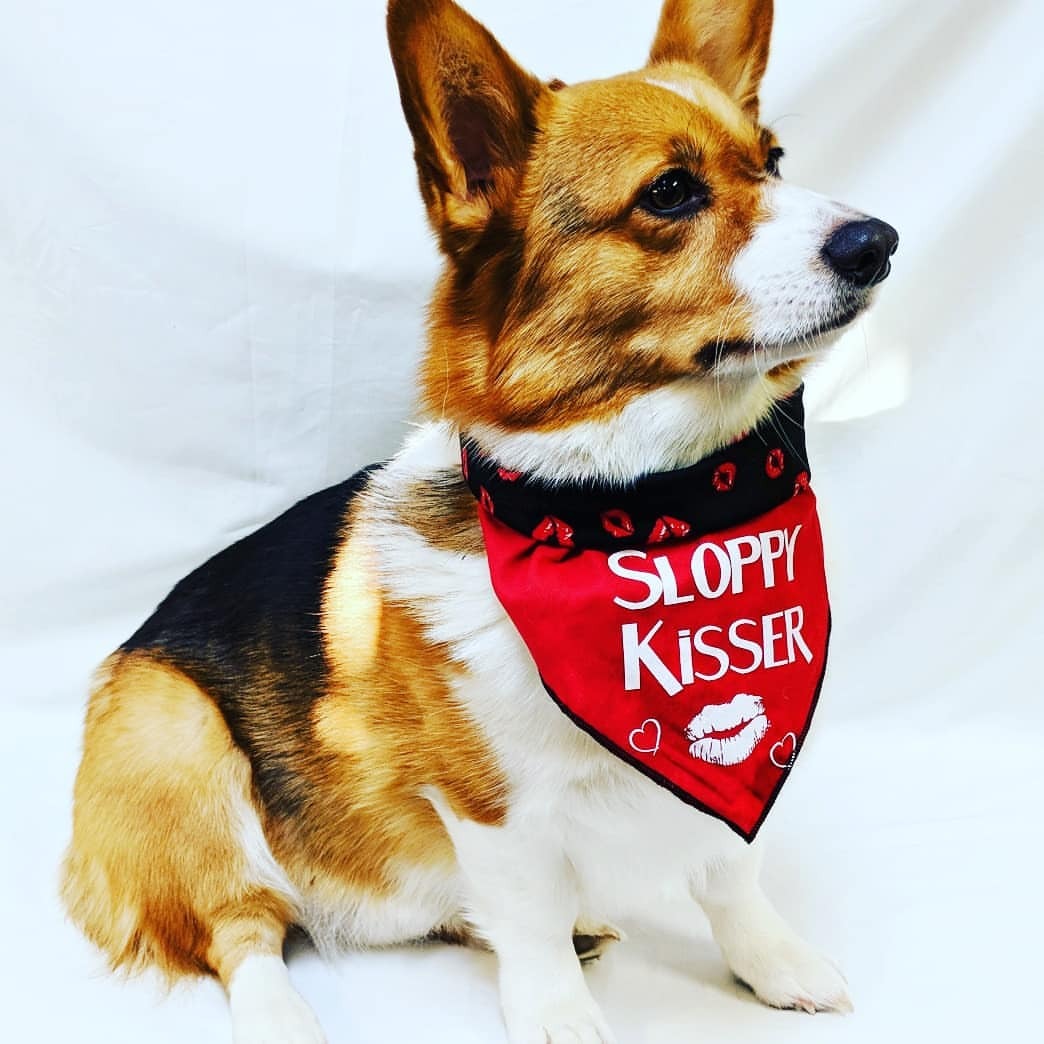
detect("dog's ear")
[648,0,773,117]
[387,0,545,254]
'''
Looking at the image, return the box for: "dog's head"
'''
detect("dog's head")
[387,0,897,479]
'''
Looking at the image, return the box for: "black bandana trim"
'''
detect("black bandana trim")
[461,389,811,551]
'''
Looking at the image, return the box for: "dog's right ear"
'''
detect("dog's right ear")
[387,0,544,255]
[648,0,773,118]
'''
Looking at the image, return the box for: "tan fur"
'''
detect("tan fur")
[61,653,294,984]
[401,474,487,556]
[320,537,507,831]
[265,571,508,897]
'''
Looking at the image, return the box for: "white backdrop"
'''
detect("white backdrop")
[2,0,1042,1040]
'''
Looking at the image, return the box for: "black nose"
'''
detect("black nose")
[821,218,899,288]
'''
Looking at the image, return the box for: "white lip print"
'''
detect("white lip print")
[685,693,769,767]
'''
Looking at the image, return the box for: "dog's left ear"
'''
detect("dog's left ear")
[387,0,545,256]
[648,0,773,118]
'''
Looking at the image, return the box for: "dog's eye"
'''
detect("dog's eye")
[765,146,785,178]
[639,168,708,218]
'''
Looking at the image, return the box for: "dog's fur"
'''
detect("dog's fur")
[62,2,896,1041]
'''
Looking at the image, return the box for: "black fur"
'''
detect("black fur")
[122,466,379,818]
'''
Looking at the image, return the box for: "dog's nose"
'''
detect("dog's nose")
[821,218,899,288]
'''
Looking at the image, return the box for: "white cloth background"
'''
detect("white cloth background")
[1,0,1041,1040]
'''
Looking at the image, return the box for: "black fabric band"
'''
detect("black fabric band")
[461,389,811,551]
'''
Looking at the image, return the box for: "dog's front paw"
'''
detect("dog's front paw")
[726,934,852,1013]
[504,996,617,1044]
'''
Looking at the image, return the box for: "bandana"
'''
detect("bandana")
[462,390,829,840]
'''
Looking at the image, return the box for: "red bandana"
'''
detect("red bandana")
[463,391,829,840]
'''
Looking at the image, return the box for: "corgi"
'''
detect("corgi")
[61,1,898,1042]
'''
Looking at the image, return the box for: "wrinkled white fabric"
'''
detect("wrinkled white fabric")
[1,1,1040,1040]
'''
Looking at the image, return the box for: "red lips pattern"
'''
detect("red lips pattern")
[479,453,782,546]
[793,471,810,496]
[601,509,635,539]
[712,462,737,492]
[765,448,785,479]
[532,515,575,547]
[648,516,692,543]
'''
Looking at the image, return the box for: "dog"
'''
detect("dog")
[62,1,897,1041]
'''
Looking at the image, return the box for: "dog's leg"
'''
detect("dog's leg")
[427,791,615,1044]
[214,924,326,1044]
[63,654,325,1044]
[692,844,852,1013]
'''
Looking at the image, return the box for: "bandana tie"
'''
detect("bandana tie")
[462,390,829,840]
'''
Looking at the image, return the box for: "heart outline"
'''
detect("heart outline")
[628,718,661,756]
[769,731,797,769]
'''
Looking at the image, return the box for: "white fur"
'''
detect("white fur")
[228,954,326,1044]
[644,76,701,104]
[643,73,747,131]
[233,791,299,903]
[467,379,778,485]
[697,849,852,1012]
[424,786,618,1044]
[296,859,465,955]
[727,180,866,373]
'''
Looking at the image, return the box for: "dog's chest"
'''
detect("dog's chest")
[371,503,747,907]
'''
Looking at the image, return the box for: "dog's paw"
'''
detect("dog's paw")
[231,987,327,1044]
[232,998,326,1044]
[505,997,617,1044]
[727,935,852,1014]
[229,955,327,1044]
